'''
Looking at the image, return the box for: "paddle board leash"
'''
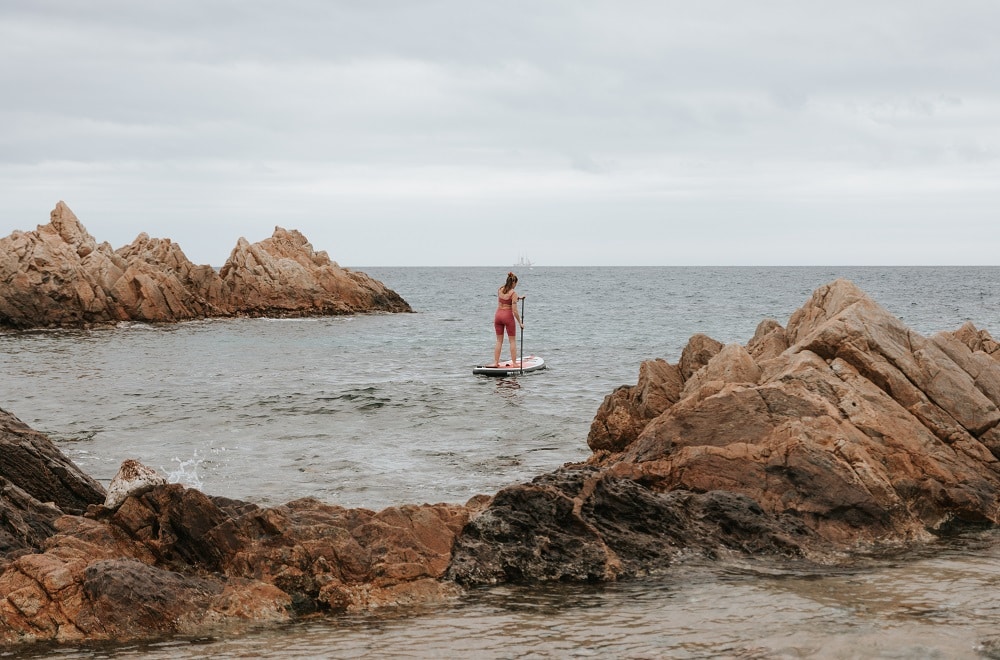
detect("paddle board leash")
[519,296,525,375]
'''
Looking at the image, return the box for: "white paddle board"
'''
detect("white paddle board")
[473,355,546,376]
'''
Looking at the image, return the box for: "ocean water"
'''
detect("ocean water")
[4,266,1000,658]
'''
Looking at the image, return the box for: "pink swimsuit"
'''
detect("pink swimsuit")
[494,291,517,337]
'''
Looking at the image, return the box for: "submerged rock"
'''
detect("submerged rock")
[0,202,411,329]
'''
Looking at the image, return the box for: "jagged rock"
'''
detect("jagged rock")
[0,408,105,515]
[678,333,724,381]
[679,342,762,400]
[0,515,291,645]
[214,496,469,613]
[746,318,790,361]
[0,481,470,646]
[103,460,167,511]
[0,202,411,329]
[0,478,64,570]
[587,359,682,453]
[461,279,1000,583]
[214,227,411,316]
[0,407,104,569]
[12,278,1000,650]
[447,466,817,586]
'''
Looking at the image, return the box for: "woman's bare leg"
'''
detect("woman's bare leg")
[492,334,504,366]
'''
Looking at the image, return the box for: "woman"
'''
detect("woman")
[490,272,524,368]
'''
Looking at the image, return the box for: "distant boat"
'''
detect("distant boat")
[514,255,533,269]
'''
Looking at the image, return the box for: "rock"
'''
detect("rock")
[103,460,167,511]
[0,408,104,568]
[447,466,817,586]
[746,318,790,362]
[0,541,291,644]
[948,321,1000,360]
[214,227,411,316]
[455,279,1000,583]
[215,497,469,613]
[12,277,1000,650]
[678,333,724,381]
[678,342,762,400]
[0,478,64,570]
[0,202,411,329]
[0,480,470,646]
[587,359,682,453]
[0,407,105,515]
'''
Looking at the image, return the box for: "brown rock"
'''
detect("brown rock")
[0,478,64,569]
[679,343,762,400]
[747,318,790,362]
[678,333,724,381]
[943,321,1000,360]
[0,476,470,647]
[454,279,1000,585]
[447,466,817,586]
[587,359,682,453]
[214,228,411,316]
[0,407,105,516]
[0,202,411,329]
[217,496,469,613]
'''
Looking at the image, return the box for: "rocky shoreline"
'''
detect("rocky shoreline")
[0,202,411,330]
[5,279,1000,649]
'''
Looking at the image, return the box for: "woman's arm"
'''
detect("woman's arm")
[512,290,523,327]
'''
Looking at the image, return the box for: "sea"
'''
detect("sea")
[4,266,1000,659]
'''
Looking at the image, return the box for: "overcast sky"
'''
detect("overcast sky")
[1,1,998,266]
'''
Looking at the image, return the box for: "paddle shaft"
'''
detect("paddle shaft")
[519,296,525,375]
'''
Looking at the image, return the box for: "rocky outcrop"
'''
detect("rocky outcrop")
[0,408,106,570]
[214,228,410,316]
[452,279,1000,584]
[0,447,473,645]
[1,403,454,646]
[447,467,816,586]
[0,202,410,329]
[11,278,1000,649]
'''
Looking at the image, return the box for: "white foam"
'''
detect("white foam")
[164,452,204,490]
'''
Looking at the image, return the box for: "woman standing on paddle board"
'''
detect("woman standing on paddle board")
[489,272,523,368]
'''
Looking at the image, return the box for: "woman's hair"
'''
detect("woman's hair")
[501,271,518,294]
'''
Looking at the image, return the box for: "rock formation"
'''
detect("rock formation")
[0,202,411,329]
[9,278,1000,649]
[449,279,1000,583]
[0,434,474,645]
[103,459,167,511]
[1,407,106,571]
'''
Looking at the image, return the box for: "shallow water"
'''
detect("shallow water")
[3,267,1000,657]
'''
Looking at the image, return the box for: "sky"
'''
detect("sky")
[1,1,998,267]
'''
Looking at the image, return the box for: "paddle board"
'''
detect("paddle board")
[473,355,546,376]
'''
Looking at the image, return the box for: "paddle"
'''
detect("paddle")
[519,296,525,375]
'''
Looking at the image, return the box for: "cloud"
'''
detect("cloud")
[1,1,999,265]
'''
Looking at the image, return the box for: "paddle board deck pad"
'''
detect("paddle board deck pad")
[473,355,546,376]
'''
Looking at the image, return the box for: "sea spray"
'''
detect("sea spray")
[165,452,204,490]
